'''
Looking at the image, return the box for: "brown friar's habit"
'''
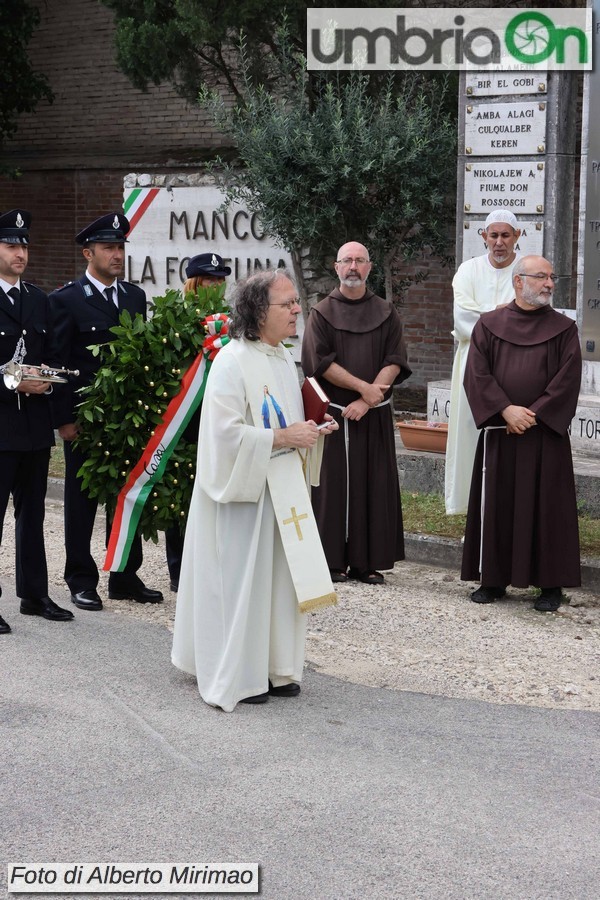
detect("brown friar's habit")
[461,301,582,589]
[301,289,411,573]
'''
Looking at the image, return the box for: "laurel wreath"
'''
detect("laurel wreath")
[74,283,229,543]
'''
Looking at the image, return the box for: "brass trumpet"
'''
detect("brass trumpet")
[3,361,80,390]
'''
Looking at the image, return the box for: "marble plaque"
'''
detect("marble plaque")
[465,101,547,156]
[463,160,545,214]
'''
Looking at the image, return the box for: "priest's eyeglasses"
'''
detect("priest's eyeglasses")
[269,298,301,310]
[336,257,370,266]
[520,273,559,283]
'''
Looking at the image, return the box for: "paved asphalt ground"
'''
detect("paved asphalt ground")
[1,583,599,900]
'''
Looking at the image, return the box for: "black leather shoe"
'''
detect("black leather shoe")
[240,692,269,704]
[71,589,103,611]
[471,586,506,604]
[268,680,301,697]
[108,581,164,604]
[20,597,74,621]
[169,579,179,592]
[534,587,564,612]
[0,613,11,634]
[330,569,348,583]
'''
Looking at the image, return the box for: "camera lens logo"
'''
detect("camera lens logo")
[505,11,587,65]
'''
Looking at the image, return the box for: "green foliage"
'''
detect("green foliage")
[103,3,457,297]
[204,46,457,297]
[1,1,54,174]
[75,284,229,542]
[100,0,315,100]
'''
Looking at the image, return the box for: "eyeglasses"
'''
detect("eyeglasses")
[520,273,559,283]
[269,299,300,310]
[336,257,370,266]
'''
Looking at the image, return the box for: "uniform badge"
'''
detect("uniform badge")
[15,213,24,228]
[84,284,93,297]
[113,215,120,229]
[211,254,219,268]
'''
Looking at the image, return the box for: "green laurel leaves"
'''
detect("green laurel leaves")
[75,283,229,542]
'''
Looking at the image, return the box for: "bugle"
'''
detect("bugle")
[3,361,80,390]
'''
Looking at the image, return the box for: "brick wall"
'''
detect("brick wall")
[0,0,231,291]
[0,169,131,291]
[4,0,226,168]
[398,255,455,390]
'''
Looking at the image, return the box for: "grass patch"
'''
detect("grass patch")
[47,447,600,560]
[401,491,466,539]
[579,514,600,559]
[49,439,65,479]
[402,490,600,559]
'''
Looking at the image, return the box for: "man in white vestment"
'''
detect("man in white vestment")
[444,211,521,515]
[172,269,338,711]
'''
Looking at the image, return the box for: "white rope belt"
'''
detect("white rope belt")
[329,399,391,541]
[479,425,506,574]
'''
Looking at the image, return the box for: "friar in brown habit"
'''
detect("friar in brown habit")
[461,254,582,612]
[301,241,411,586]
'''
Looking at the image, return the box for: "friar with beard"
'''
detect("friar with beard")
[301,241,411,586]
[461,255,582,613]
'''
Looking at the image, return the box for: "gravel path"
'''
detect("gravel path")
[2,498,599,712]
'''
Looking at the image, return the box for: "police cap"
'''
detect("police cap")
[185,252,231,279]
[76,213,130,245]
[0,209,31,245]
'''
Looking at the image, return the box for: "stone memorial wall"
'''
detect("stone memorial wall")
[439,65,599,456]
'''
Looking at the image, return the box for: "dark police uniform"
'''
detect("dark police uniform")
[0,208,73,629]
[0,281,55,599]
[49,213,161,605]
[50,275,148,594]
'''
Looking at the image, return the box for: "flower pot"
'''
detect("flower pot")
[397,420,448,454]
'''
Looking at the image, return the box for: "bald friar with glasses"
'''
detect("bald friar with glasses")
[461,255,582,613]
[301,241,411,586]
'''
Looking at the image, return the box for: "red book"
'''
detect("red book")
[301,376,330,424]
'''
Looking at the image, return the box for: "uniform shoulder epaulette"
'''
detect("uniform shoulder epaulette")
[21,281,48,296]
[118,280,145,296]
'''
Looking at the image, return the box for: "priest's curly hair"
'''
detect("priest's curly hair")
[229,268,294,341]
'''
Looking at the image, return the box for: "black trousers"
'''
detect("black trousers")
[165,524,185,582]
[63,440,142,592]
[0,448,50,600]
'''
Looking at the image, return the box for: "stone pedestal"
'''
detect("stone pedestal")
[427,380,600,456]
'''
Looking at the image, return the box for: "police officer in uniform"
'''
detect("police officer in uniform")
[0,209,73,632]
[165,251,231,592]
[49,213,163,611]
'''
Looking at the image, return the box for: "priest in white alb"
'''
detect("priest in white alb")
[172,269,338,711]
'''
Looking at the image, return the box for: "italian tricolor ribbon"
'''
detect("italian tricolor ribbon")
[104,314,230,572]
